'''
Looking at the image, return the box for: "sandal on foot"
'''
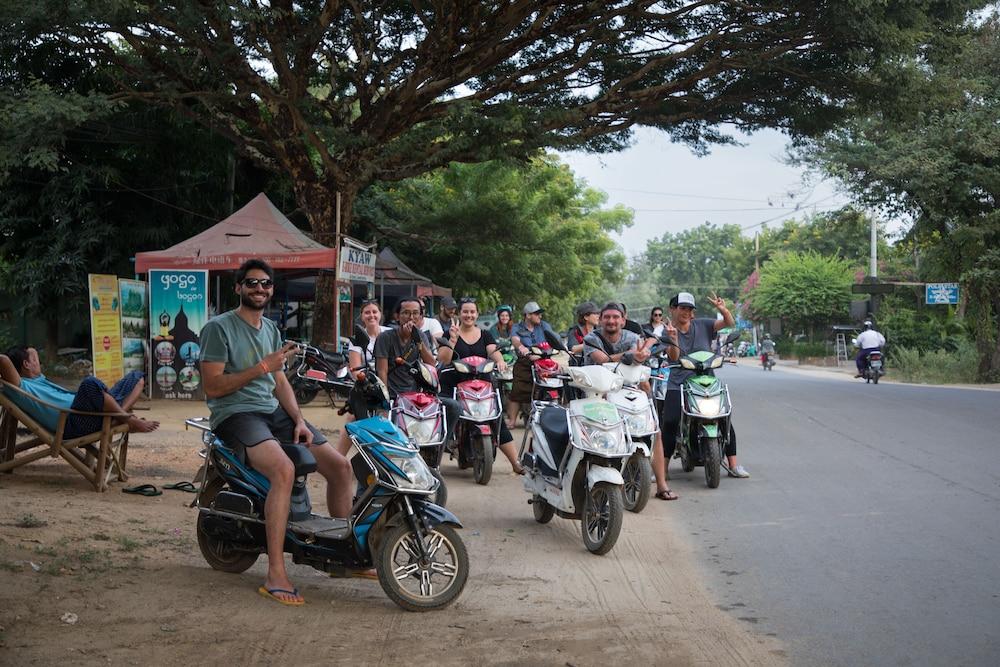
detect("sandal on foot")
[258,586,304,606]
[122,484,161,497]
[655,489,679,501]
[163,481,197,493]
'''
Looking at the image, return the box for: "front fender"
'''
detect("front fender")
[409,497,463,530]
[586,464,624,490]
[699,423,719,438]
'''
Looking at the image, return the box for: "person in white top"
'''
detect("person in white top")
[854,321,886,377]
[336,300,391,454]
[416,300,444,355]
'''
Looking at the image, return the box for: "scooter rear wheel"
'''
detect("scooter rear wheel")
[376,522,469,611]
[532,495,555,523]
[196,477,260,573]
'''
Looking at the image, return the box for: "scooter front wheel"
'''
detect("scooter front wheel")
[622,453,652,513]
[376,521,469,612]
[473,435,493,485]
[703,436,721,489]
[581,482,624,555]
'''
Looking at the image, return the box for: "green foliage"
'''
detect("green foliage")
[751,252,855,337]
[889,338,979,384]
[795,17,1000,380]
[355,156,630,330]
[638,223,749,301]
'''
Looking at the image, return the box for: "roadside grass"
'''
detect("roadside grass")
[889,340,979,384]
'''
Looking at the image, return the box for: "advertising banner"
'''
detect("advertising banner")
[118,279,149,388]
[339,245,376,282]
[149,270,208,399]
[88,274,124,386]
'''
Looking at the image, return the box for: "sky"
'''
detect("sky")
[557,126,855,258]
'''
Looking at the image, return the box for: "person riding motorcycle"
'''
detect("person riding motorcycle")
[760,334,776,364]
[854,321,886,378]
[505,301,560,429]
[566,301,599,366]
[335,299,392,454]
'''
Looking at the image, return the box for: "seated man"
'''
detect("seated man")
[200,258,355,607]
[0,346,158,439]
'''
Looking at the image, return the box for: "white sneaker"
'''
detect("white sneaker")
[728,465,750,478]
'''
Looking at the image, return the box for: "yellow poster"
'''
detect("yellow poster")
[88,274,124,386]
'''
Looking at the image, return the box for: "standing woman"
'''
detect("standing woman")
[336,300,391,454]
[438,298,524,474]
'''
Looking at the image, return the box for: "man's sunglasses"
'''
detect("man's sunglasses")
[241,278,274,288]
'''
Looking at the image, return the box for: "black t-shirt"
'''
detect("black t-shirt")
[374,327,433,395]
[453,328,496,360]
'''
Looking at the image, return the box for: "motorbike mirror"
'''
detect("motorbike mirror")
[436,336,452,349]
[352,324,370,350]
[543,327,568,352]
[723,330,742,345]
[657,335,679,348]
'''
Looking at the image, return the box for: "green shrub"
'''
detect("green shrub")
[889,337,979,384]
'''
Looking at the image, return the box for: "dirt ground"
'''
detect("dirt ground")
[0,398,786,666]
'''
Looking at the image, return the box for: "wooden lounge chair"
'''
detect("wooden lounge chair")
[0,380,130,491]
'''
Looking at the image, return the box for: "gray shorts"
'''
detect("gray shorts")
[213,406,327,452]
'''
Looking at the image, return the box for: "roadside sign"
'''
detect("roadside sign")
[926,283,959,305]
[339,246,376,282]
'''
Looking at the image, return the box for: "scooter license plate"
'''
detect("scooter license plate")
[871,361,882,369]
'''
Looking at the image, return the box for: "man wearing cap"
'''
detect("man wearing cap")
[656,292,749,495]
[436,297,458,336]
[505,301,559,428]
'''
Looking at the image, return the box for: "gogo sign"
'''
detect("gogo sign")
[160,273,200,290]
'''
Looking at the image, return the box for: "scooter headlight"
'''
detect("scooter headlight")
[574,421,630,457]
[709,356,724,369]
[402,415,438,445]
[384,451,437,490]
[452,361,471,374]
[680,358,697,370]
[692,395,723,418]
[625,411,657,437]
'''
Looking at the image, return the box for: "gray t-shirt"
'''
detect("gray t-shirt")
[583,329,641,366]
[670,318,717,389]
[199,310,282,429]
[374,327,432,396]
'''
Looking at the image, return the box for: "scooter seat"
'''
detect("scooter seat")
[539,406,571,469]
[281,444,318,476]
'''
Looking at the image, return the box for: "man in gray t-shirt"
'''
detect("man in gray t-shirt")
[199,259,359,606]
[583,302,651,366]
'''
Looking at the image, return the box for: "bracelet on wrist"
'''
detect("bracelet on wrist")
[259,361,269,375]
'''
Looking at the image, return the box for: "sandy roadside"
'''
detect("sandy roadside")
[0,398,786,666]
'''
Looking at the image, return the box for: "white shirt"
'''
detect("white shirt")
[419,317,444,354]
[349,325,392,366]
[856,330,885,349]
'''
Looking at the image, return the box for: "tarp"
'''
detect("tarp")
[134,193,336,273]
[376,248,452,297]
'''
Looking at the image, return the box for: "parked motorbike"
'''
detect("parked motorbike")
[604,361,658,513]
[519,365,633,555]
[389,356,449,506]
[495,338,516,403]
[184,370,468,612]
[448,354,503,485]
[286,339,353,405]
[671,345,736,489]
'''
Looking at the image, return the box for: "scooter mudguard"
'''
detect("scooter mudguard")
[586,465,624,490]
[699,423,719,438]
[410,497,463,530]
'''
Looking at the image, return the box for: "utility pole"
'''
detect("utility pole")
[754,231,760,273]
[869,217,880,321]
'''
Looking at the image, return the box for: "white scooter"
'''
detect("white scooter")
[519,365,633,555]
[603,362,658,513]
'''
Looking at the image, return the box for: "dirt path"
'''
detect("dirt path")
[0,399,785,666]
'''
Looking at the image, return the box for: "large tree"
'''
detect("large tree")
[795,16,1000,380]
[9,0,985,342]
[750,251,855,338]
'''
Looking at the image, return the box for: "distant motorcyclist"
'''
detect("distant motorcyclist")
[760,334,776,360]
[854,321,886,378]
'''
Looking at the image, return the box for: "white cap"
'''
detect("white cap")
[676,292,696,308]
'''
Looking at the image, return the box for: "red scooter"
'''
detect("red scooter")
[449,355,503,485]
[390,358,449,506]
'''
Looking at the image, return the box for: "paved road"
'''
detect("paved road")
[665,363,1000,666]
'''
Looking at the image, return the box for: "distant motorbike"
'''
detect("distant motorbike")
[495,338,516,403]
[861,349,885,384]
[286,340,353,405]
[184,368,468,612]
[761,351,776,371]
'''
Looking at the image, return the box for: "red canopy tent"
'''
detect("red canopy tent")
[134,193,335,273]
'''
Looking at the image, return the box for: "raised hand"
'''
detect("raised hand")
[707,292,726,310]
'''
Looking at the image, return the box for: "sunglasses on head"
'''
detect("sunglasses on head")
[459,297,477,305]
[241,278,274,288]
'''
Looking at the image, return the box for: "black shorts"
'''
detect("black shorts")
[213,406,327,452]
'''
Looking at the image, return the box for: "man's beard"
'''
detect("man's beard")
[241,291,271,311]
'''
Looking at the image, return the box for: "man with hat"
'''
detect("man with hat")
[505,301,559,428]
[436,296,458,336]
[655,291,748,500]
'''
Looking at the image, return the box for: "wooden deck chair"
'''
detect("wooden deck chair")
[0,380,130,491]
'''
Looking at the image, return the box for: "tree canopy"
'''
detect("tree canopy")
[750,251,855,337]
[8,0,986,342]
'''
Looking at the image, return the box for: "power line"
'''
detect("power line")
[605,187,772,203]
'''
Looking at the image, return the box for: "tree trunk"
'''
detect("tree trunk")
[294,181,358,347]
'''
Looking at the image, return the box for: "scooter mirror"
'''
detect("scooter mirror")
[352,324,370,350]
[436,336,452,349]
[543,327,568,352]
[723,330,742,345]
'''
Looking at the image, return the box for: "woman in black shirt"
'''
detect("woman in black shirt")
[438,298,523,474]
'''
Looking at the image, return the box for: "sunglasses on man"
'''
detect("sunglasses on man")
[241,278,274,288]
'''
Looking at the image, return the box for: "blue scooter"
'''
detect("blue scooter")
[185,371,469,611]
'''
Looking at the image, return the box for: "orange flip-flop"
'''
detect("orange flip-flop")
[258,586,305,606]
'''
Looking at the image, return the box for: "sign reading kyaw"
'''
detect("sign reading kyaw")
[339,246,376,282]
[926,282,960,305]
[149,270,208,400]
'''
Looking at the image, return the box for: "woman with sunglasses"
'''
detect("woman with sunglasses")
[335,300,391,455]
[643,307,667,338]
[438,298,524,474]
